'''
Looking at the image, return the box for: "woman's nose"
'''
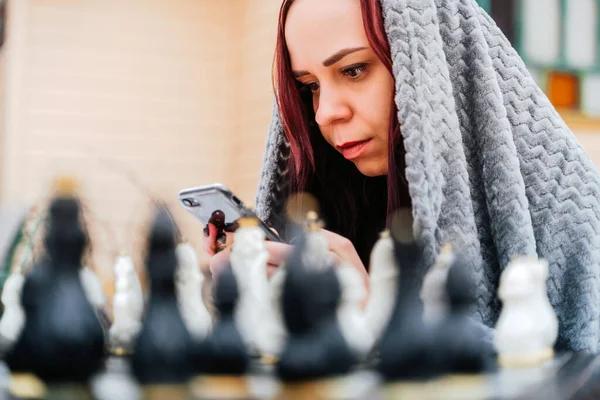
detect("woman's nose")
[314,88,352,127]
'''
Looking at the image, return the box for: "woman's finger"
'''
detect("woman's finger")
[265,241,294,267]
[202,223,218,256]
[209,246,232,277]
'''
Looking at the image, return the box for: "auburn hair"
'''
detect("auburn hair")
[272,0,406,239]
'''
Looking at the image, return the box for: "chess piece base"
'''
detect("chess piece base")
[190,375,252,399]
[142,384,189,400]
[498,347,554,368]
[9,373,46,399]
[275,376,360,400]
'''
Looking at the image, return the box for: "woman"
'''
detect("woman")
[205,0,600,353]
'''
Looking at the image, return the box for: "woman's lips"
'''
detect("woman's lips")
[337,139,372,160]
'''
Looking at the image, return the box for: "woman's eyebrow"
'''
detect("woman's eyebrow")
[292,46,368,78]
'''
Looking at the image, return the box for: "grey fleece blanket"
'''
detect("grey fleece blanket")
[255,0,600,352]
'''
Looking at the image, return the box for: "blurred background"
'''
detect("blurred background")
[0,0,599,298]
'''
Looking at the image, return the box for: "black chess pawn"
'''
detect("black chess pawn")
[5,181,105,399]
[275,236,357,399]
[130,207,195,396]
[377,234,441,384]
[191,264,253,400]
[434,254,494,375]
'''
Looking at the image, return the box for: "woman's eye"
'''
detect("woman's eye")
[306,82,320,92]
[343,64,367,79]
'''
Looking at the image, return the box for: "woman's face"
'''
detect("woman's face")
[285,0,395,177]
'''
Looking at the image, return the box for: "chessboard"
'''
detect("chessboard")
[0,351,595,400]
[0,180,597,400]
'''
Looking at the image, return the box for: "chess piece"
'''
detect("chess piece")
[191,264,253,400]
[302,212,372,358]
[109,255,144,355]
[0,270,25,349]
[435,254,492,375]
[262,266,288,359]
[365,230,398,345]
[378,233,439,384]
[175,241,213,340]
[79,266,106,311]
[131,207,195,396]
[6,179,105,399]
[494,257,549,367]
[79,265,111,331]
[420,244,454,324]
[230,216,270,354]
[275,236,358,399]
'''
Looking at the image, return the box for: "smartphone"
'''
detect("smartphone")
[177,183,284,243]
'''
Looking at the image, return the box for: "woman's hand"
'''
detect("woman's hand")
[320,229,370,303]
[209,240,293,279]
[202,223,234,256]
[204,224,370,303]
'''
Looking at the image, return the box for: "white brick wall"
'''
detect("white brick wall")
[0,0,284,296]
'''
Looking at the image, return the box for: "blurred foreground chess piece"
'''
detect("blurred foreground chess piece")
[275,236,359,400]
[0,269,25,353]
[420,244,454,325]
[131,207,195,397]
[301,211,373,358]
[365,230,398,350]
[6,177,105,399]
[191,264,253,400]
[175,241,213,341]
[109,254,144,356]
[495,257,557,367]
[230,215,281,358]
[428,254,494,398]
[378,219,440,399]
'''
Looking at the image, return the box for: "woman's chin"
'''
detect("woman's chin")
[353,159,388,177]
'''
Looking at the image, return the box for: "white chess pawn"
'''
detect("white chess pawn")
[79,266,106,310]
[494,258,547,366]
[335,263,374,357]
[420,244,454,324]
[365,230,398,343]
[0,271,25,343]
[109,255,144,349]
[261,266,288,357]
[302,211,334,270]
[528,258,558,361]
[302,212,372,357]
[175,242,212,340]
[230,216,272,353]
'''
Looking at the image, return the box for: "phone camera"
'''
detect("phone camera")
[182,198,200,207]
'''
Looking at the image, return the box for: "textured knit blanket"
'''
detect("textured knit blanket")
[255,0,600,352]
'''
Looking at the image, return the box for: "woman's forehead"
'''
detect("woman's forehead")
[285,0,369,68]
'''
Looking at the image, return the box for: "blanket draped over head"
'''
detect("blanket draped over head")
[254,0,600,352]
